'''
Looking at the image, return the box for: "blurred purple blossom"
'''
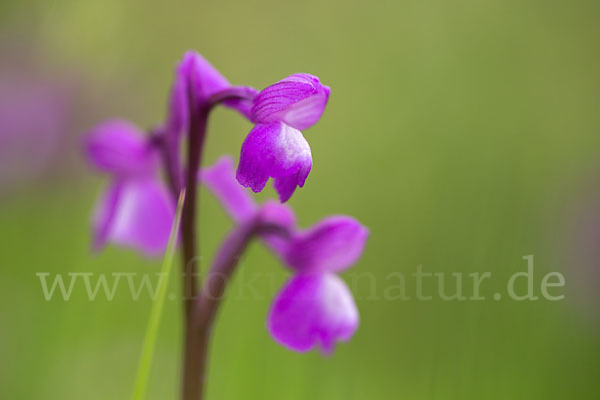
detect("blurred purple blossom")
[0,66,70,192]
[569,181,600,324]
[203,156,367,353]
[85,120,174,256]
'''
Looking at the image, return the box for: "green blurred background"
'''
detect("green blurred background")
[2,0,600,398]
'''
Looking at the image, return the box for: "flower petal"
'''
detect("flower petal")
[164,58,189,144]
[285,216,369,273]
[258,200,297,229]
[181,51,231,102]
[92,178,175,257]
[268,273,359,353]
[92,181,123,251]
[251,73,330,130]
[166,52,250,141]
[165,52,230,141]
[85,120,157,177]
[219,86,259,120]
[201,156,258,223]
[236,122,312,202]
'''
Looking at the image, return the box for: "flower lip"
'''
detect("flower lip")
[236,122,312,202]
[92,178,175,257]
[267,272,359,354]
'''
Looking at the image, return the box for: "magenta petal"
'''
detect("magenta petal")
[258,200,297,229]
[92,178,175,257]
[285,216,369,273]
[85,120,157,177]
[180,51,231,102]
[251,73,330,130]
[236,122,312,202]
[201,156,258,223]
[220,86,259,120]
[268,273,359,353]
[165,52,230,139]
[273,175,303,204]
[163,52,234,177]
[92,181,123,251]
[165,58,189,144]
[165,52,228,139]
[166,52,252,140]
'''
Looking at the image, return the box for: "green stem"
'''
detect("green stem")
[131,190,186,400]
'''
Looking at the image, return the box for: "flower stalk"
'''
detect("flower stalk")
[180,100,206,399]
[181,84,259,399]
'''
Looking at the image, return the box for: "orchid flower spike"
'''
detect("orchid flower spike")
[236,74,330,202]
[85,120,175,257]
[202,156,367,354]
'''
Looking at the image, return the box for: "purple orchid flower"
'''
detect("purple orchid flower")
[85,120,175,257]
[202,156,367,353]
[236,74,330,202]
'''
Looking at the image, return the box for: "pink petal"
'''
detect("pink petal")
[201,156,258,223]
[85,120,157,177]
[166,51,250,140]
[268,273,359,353]
[180,51,230,104]
[92,181,123,251]
[220,86,259,120]
[258,200,297,229]
[285,216,369,273]
[251,73,330,130]
[92,178,175,257]
[236,122,312,202]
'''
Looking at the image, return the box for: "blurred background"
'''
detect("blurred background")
[2,0,600,398]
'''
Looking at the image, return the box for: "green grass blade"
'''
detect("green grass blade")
[131,190,186,400]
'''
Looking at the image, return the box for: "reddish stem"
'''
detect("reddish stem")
[173,84,258,400]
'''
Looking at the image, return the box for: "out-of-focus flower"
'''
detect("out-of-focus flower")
[236,74,330,202]
[0,57,70,192]
[85,120,174,256]
[569,182,600,324]
[202,156,367,353]
[85,120,158,177]
[83,51,257,256]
